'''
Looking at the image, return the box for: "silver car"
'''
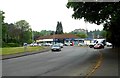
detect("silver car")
[51,44,61,51]
[56,43,64,48]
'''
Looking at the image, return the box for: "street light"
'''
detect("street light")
[32,30,34,43]
[85,22,88,45]
[53,31,55,45]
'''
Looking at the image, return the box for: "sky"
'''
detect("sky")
[0,0,103,32]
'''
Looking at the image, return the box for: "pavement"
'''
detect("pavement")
[90,47,119,78]
[1,46,119,77]
[1,46,51,60]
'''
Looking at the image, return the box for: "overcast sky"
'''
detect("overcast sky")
[0,0,103,32]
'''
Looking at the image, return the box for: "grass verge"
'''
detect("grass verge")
[2,46,45,55]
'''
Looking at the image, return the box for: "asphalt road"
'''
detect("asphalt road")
[92,47,119,76]
[2,46,101,76]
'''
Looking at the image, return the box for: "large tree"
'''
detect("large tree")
[67,2,120,48]
[14,20,32,45]
[0,11,5,47]
[1,11,33,47]
[55,21,63,34]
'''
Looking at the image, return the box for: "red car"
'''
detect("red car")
[94,43,104,49]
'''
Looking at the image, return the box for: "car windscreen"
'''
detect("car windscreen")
[53,45,59,47]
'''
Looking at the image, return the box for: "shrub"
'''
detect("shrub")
[2,43,20,47]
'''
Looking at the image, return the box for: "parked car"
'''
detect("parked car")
[43,43,52,46]
[29,43,38,46]
[89,40,99,48]
[56,43,64,48]
[51,44,61,51]
[94,43,104,49]
[89,43,96,48]
[78,43,86,46]
[64,42,70,46]
[106,42,112,47]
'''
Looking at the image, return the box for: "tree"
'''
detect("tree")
[70,31,87,38]
[67,2,120,48]
[55,21,63,34]
[100,30,107,38]
[14,20,32,45]
[76,32,87,38]
[0,11,5,24]
[50,31,55,35]
[0,11,5,47]
[1,11,32,47]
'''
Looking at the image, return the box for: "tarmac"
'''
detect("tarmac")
[1,47,120,77]
[90,47,119,78]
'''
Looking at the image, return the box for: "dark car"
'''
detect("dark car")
[94,43,104,49]
[51,44,61,51]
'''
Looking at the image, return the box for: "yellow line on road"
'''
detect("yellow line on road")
[85,51,103,78]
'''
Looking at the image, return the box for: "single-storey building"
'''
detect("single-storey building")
[36,33,86,46]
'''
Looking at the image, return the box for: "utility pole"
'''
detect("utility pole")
[53,31,55,45]
[92,33,94,39]
[32,30,34,43]
[85,22,88,44]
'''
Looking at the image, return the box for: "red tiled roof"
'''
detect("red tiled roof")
[37,33,79,40]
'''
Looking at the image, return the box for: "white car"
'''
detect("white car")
[56,43,64,48]
[30,43,38,46]
[89,43,96,48]
[106,42,112,47]
[51,44,61,51]
[64,42,71,46]
[78,43,86,46]
[43,43,52,46]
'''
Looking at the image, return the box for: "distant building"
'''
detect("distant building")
[36,33,78,43]
[36,33,85,46]
[72,28,87,34]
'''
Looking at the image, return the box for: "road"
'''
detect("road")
[2,46,101,76]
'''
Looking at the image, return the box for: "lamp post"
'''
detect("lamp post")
[53,31,55,45]
[85,22,88,45]
[31,30,34,43]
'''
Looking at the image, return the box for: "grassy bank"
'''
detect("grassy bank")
[2,46,45,55]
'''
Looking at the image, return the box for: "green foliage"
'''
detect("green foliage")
[87,29,105,38]
[0,11,5,48]
[70,31,87,38]
[39,30,54,36]
[2,46,44,55]
[14,20,32,45]
[0,10,5,24]
[55,21,63,34]
[100,30,107,38]
[2,42,19,47]
[67,2,120,48]
[76,32,87,38]
[33,30,55,40]
[67,2,119,25]
[2,12,32,47]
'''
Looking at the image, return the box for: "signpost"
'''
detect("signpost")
[23,43,27,52]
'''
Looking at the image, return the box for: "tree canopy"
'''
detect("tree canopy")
[55,21,63,34]
[2,11,32,47]
[66,2,120,25]
[0,11,4,47]
[66,2,120,48]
